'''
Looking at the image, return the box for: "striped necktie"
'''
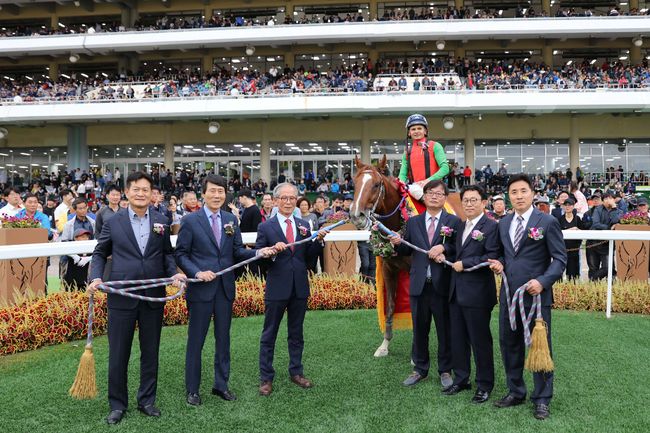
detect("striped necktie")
[513,215,524,253]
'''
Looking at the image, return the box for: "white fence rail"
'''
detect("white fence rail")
[1,229,648,319]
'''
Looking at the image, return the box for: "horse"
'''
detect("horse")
[349,155,411,357]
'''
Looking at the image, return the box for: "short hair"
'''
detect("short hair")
[333,193,345,201]
[423,179,449,195]
[238,189,254,200]
[202,174,227,193]
[507,173,533,192]
[261,193,273,201]
[152,185,162,194]
[72,198,87,210]
[23,192,39,202]
[125,171,154,190]
[315,195,326,203]
[105,184,121,195]
[60,188,73,198]
[273,182,298,198]
[296,197,311,209]
[601,191,615,200]
[4,186,20,196]
[460,185,486,201]
[557,190,569,198]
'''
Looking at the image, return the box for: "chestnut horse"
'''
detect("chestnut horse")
[349,155,411,357]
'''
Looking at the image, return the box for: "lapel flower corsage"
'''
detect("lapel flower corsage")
[470,230,484,242]
[152,223,165,236]
[440,225,454,244]
[528,227,544,241]
[223,222,235,236]
[298,225,309,237]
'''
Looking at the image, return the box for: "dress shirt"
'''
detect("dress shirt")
[509,205,534,247]
[128,206,150,255]
[276,212,297,241]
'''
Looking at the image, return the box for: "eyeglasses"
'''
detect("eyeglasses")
[424,191,446,198]
[461,198,480,205]
[278,196,298,202]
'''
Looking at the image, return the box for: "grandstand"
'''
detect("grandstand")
[0,0,649,185]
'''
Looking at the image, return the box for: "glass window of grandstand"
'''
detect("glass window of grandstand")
[579,139,650,185]
[463,0,543,18]
[377,51,452,74]
[0,147,68,186]
[58,63,120,81]
[0,18,49,37]
[57,15,122,33]
[212,55,285,75]
[174,143,261,182]
[293,4,370,23]
[372,139,464,177]
[212,7,287,25]
[136,10,204,30]
[474,140,569,176]
[89,145,165,180]
[138,59,201,80]
[294,53,368,72]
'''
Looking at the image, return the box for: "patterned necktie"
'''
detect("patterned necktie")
[462,220,473,244]
[211,213,221,248]
[285,218,295,251]
[513,215,524,253]
[428,216,437,245]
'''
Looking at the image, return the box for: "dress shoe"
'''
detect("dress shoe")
[290,375,314,389]
[212,388,237,401]
[534,403,551,420]
[471,389,490,404]
[440,372,453,388]
[137,405,161,417]
[402,372,427,387]
[106,410,125,425]
[259,380,273,396]
[442,383,472,395]
[186,393,202,406]
[494,394,525,408]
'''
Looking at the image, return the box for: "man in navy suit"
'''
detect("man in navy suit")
[445,185,499,403]
[175,174,275,406]
[88,172,185,425]
[489,173,566,420]
[255,182,329,397]
[389,180,462,389]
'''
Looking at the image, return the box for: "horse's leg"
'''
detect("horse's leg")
[374,257,399,357]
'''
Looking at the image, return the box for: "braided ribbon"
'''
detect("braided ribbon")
[374,220,541,346]
[84,219,349,345]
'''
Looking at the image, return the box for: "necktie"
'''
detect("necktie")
[211,213,221,248]
[428,216,437,245]
[513,215,524,253]
[285,218,295,251]
[462,220,473,244]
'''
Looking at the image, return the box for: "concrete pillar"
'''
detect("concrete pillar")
[369,0,378,20]
[202,55,213,74]
[630,44,642,66]
[118,56,128,76]
[454,0,464,10]
[120,5,132,29]
[542,45,553,68]
[455,47,465,60]
[569,116,579,181]
[629,0,639,12]
[360,119,371,164]
[464,118,475,183]
[164,123,174,171]
[67,125,89,172]
[50,15,58,29]
[284,50,294,69]
[48,62,59,80]
[542,0,551,16]
[260,122,271,185]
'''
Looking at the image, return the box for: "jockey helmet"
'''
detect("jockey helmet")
[405,114,428,130]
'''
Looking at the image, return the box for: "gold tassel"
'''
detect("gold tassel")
[69,344,98,399]
[525,318,555,373]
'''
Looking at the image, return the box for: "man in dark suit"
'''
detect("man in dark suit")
[175,175,274,406]
[389,180,462,389]
[489,173,566,420]
[445,185,499,403]
[88,172,185,425]
[255,182,329,397]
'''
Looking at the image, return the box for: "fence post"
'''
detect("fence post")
[606,239,614,319]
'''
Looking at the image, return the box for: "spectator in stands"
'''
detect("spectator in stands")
[54,189,74,233]
[60,198,96,242]
[260,193,274,222]
[551,191,572,221]
[487,196,508,220]
[16,193,52,238]
[64,228,93,291]
[95,185,122,239]
[296,197,318,231]
[588,192,621,280]
[557,198,585,279]
[463,166,472,186]
[238,189,263,233]
[181,191,201,215]
[569,181,588,216]
[0,187,23,219]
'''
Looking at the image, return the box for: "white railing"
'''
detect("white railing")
[0,229,647,319]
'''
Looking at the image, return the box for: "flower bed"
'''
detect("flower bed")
[0,273,375,356]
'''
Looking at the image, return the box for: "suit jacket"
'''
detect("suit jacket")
[255,215,324,301]
[497,207,567,307]
[90,208,177,310]
[450,214,499,308]
[396,210,462,297]
[175,209,255,303]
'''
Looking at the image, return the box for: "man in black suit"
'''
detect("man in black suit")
[88,172,185,425]
[389,180,462,389]
[445,185,499,403]
[254,182,329,397]
[175,175,274,406]
[489,173,566,420]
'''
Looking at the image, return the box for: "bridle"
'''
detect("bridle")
[357,169,406,225]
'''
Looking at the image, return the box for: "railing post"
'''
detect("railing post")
[606,239,614,319]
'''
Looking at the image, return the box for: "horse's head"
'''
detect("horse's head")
[349,155,388,230]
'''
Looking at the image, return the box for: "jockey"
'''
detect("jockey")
[398,114,450,200]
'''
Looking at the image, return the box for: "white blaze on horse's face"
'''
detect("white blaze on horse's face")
[351,173,372,218]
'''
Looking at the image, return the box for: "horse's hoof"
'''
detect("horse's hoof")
[374,347,389,357]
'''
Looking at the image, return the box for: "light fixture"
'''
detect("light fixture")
[633,36,643,47]
[435,40,446,50]
[478,113,483,121]
[208,121,220,134]
[69,53,79,63]
[245,45,255,56]
[0,127,7,140]
[442,117,454,130]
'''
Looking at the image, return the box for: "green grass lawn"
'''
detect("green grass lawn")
[1,309,649,433]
